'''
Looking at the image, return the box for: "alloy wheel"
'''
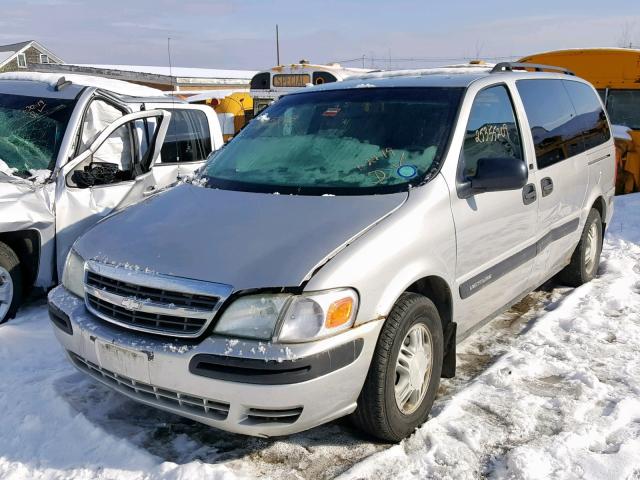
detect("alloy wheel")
[584,221,600,276]
[394,323,434,415]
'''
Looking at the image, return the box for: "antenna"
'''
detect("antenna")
[167,36,178,159]
[167,37,174,92]
[276,24,280,65]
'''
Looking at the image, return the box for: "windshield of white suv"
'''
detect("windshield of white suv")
[0,93,76,177]
[202,87,463,195]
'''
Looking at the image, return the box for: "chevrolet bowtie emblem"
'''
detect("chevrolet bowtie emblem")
[121,297,142,311]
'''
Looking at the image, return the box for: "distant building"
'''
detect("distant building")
[0,40,63,73]
[32,63,257,92]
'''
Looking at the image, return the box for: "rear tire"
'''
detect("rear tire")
[0,241,23,324]
[558,209,602,287]
[351,293,443,442]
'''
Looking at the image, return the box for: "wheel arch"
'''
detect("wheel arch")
[400,274,457,378]
[0,229,41,292]
[591,196,607,231]
[404,275,453,330]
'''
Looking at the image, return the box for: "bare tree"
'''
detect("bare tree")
[474,40,484,60]
[617,22,635,48]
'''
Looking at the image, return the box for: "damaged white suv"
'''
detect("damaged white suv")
[49,63,615,441]
[0,73,221,323]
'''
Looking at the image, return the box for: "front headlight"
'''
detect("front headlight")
[212,288,359,343]
[62,249,85,298]
[213,294,290,340]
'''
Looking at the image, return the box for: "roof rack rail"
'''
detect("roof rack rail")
[490,62,575,76]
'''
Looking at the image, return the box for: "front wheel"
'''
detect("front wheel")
[351,293,443,442]
[558,209,603,287]
[0,241,22,324]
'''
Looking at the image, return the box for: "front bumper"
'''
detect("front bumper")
[48,286,383,437]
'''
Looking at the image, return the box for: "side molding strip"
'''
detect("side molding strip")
[459,217,580,299]
[588,153,611,166]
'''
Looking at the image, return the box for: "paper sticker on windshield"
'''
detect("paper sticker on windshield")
[322,107,341,117]
[397,165,418,179]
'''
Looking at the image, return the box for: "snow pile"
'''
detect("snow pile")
[0,72,164,97]
[340,194,640,480]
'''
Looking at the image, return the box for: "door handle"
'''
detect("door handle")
[541,177,553,197]
[522,183,537,205]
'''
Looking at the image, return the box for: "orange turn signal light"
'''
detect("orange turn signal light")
[325,297,354,328]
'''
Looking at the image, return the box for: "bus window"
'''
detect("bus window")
[273,74,310,88]
[250,72,270,90]
[313,72,338,85]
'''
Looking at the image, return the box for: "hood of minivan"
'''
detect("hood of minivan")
[74,183,407,291]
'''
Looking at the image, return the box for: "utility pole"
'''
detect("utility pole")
[276,24,280,65]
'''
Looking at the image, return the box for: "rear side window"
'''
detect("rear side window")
[563,80,610,150]
[462,85,523,178]
[160,109,211,164]
[516,79,583,169]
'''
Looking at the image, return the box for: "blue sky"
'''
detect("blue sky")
[1,0,639,71]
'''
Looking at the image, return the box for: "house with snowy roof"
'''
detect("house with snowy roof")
[0,40,64,73]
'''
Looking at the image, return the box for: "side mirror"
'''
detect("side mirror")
[469,157,527,193]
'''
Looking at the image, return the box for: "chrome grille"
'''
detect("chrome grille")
[83,261,233,338]
[87,294,207,334]
[70,352,230,421]
[86,271,219,310]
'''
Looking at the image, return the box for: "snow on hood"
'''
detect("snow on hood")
[73,183,407,291]
[0,72,164,97]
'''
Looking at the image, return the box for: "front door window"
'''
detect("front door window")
[462,85,524,179]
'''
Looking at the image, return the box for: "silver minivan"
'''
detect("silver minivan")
[49,63,615,441]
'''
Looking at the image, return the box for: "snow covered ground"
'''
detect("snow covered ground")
[0,193,639,480]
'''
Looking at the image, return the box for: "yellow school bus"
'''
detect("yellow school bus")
[520,48,640,193]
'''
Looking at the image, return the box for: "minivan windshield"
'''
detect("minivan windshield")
[0,93,76,176]
[202,87,463,195]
